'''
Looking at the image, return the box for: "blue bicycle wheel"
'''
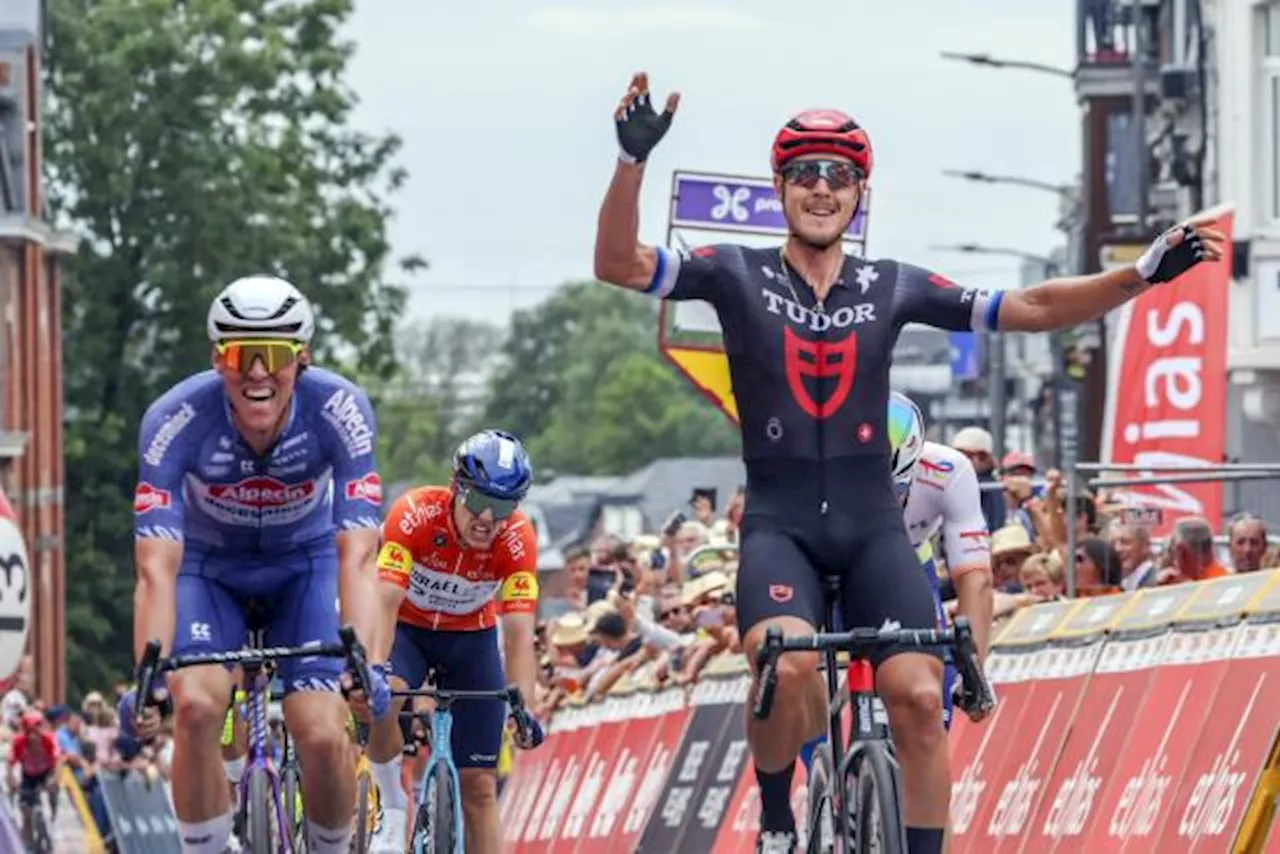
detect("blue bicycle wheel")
[411,764,458,854]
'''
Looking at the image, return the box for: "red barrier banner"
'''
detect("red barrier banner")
[636,671,742,851]
[1026,633,1169,853]
[616,686,694,848]
[670,673,753,851]
[1081,626,1235,851]
[552,691,644,851]
[511,702,602,850]
[571,685,688,853]
[952,641,1102,852]
[1161,621,1280,852]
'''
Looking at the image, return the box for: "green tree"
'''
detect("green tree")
[483,282,738,475]
[50,0,421,695]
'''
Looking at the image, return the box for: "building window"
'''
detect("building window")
[1262,2,1280,222]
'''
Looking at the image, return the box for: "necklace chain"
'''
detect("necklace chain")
[778,247,845,314]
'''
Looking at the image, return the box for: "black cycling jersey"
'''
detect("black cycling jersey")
[651,244,1003,518]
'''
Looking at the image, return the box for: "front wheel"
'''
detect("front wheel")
[845,743,906,854]
[411,764,458,854]
[804,743,837,854]
[247,767,281,854]
[353,767,378,854]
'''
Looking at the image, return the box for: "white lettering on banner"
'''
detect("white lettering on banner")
[1041,688,1126,838]
[589,750,641,837]
[761,289,877,331]
[537,754,583,839]
[1177,676,1266,841]
[1114,452,1208,517]
[143,403,197,466]
[321,389,374,457]
[660,786,695,829]
[677,741,710,783]
[1108,681,1191,839]
[697,785,732,828]
[623,743,674,834]
[523,758,562,841]
[561,751,606,838]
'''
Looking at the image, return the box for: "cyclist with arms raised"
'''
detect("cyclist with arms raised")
[122,276,391,854]
[592,72,1224,854]
[360,429,544,854]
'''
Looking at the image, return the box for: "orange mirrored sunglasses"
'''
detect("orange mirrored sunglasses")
[215,339,305,375]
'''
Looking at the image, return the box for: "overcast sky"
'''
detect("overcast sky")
[344,0,1078,324]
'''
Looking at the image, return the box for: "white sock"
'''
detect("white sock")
[177,811,234,854]
[308,822,354,853]
[372,757,406,810]
[223,757,245,783]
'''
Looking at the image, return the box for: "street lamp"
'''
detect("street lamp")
[942,169,1074,198]
[939,51,1074,79]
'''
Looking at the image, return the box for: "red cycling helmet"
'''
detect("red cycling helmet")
[20,710,43,730]
[771,109,873,178]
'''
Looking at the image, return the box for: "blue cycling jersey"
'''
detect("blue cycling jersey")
[133,367,382,553]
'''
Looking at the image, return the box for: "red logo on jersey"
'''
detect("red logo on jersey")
[927,273,957,288]
[856,423,873,443]
[344,473,382,506]
[133,483,171,514]
[783,327,857,418]
[693,246,716,258]
[769,584,794,603]
[208,477,316,507]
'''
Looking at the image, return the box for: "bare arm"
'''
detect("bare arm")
[593,160,661,290]
[997,266,1150,332]
[952,570,994,661]
[134,539,183,661]
[501,612,539,711]
[999,217,1226,332]
[336,528,382,656]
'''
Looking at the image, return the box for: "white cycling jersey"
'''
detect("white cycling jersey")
[902,441,991,576]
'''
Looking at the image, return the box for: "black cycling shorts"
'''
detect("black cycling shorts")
[19,770,53,807]
[734,458,942,668]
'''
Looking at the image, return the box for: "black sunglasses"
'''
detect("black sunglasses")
[457,484,519,520]
[780,159,863,190]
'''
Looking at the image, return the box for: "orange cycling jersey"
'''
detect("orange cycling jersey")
[377,485,539,631]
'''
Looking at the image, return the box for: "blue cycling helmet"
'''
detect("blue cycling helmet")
[452,429,534,501]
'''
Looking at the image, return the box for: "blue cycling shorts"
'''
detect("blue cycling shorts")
[172,540,343,694]
[390,624,505,769]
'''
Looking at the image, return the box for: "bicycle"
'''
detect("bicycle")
[135,624,375,854]
[18,781,54,854]
[753,576,995,854]
[349,721,380,854]
[393,684,533,854]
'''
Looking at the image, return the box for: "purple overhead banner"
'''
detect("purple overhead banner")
[669,170,870,241]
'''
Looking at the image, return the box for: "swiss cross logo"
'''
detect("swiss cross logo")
[856,422,873,443]
[133,483,172,514]
[344,473,382,505]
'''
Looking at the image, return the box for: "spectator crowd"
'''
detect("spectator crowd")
[529,428,1280,722]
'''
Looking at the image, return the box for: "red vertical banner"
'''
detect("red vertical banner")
[1101,206,1234,538]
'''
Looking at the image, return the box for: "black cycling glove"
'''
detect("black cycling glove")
[1136,224,1208,284]
[616,90,674,164]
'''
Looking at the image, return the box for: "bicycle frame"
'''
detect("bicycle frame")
[234,645,292,852]
[417,701,466,849]
[134,625,373,854]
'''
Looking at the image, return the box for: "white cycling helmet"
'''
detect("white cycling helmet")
[887,390,926,502]
[207,275,315,344]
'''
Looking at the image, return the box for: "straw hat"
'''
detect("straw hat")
[549,613,588,646]
[681,570,730,607]
[991,525,1035,559]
